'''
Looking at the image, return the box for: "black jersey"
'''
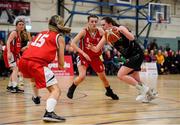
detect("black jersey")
[112,32,143,58]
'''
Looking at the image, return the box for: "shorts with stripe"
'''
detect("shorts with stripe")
[18,58,57,89]
[3,51,17,68]
[77,55,105,73]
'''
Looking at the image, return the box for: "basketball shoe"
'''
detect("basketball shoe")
[11,86,24,93]
[32,96,41,104]
[43,110,66,122]
[135,83,150,101]
[7,86,13,92]
[142,88,158,103]
[67,83,76,99]
[105,89,119,100]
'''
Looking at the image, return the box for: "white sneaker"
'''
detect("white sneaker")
[147,88,158,100]
[136,84,149,101]
[141,89,158,103]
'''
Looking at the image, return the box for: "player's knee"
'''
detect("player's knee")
[48,84,60,94]
[117,74,124,80]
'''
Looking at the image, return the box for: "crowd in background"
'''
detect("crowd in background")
[64,38,180,76]
[0,37,180,77]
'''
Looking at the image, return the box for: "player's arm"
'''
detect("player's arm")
[6,31,17,59]
[118,26,134,41]
[98,27,105,36]
[89,35,106,53]
[57,36,65,69]
[71,29,86,55]
[71,29,91,61]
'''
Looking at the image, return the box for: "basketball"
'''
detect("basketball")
[104,28,121,43]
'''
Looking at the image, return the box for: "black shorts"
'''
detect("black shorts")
[123,52,144,71]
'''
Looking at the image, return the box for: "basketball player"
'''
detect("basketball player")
[18,15,70,122]
[3,19,25,93]
[88,17,155,102]
[67,15,119,100]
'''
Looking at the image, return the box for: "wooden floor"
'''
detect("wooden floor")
[0,75,180,125]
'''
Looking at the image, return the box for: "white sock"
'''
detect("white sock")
[135,83,142,90]
[12,82,18,87]
[8,81,12,87]
[46,98,57,112]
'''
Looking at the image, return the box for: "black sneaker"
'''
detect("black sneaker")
[7,86,13,92]
[67,84,76,99]
[32,96,41,104]
[43,110,66,122]
[105,91,119,100]
[11,86,24,93]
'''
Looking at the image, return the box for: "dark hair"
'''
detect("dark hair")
[101,17,120,27]
[87,14,99,21]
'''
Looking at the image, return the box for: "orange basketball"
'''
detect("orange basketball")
[105,29,121,43]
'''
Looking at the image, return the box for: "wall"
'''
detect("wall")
[0,0,180,50]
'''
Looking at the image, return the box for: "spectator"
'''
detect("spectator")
[103,50,114,75]
[156,50,165,74]
[143,49,151,62]
[149,50,156,62]
[163,51,171,74]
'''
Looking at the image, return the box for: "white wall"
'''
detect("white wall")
[0,0,180,38]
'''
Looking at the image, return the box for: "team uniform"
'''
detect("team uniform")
[78,28,104,73]
[112,32,158,102]
[18,31,60,89]
[3,30,21,68]
[112,32,144,72]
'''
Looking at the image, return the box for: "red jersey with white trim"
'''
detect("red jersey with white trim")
[4,30,21,58]
[79,28,102,58]
[22,31,60,65]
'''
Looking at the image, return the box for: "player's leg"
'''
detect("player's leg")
[92,58,119,100]
[97,71,119,100]
[10,66,24,93]
[131,71,158,102]
[117,66,149,101]
[31,79,41,104]
[6,72,13,92]
[67,64,87,99]
[41,67,65,122]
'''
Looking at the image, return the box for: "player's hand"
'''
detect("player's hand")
[82,52,91,61]
[112,26,118,31]
[86,42,93,50]
[58,65,65,70]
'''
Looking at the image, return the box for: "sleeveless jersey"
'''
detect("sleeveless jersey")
[112,32,143,58]
[4,30,21,58]
[79,28,102,58]
[22,31,60,65]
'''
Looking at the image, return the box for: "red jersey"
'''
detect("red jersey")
[4,30,21,58]
[22,31,60,65]
[79,28,102,58]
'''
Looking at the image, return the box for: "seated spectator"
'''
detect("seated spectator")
[103,50,115,75]
[163,51,171,74]
[169,51,178,74]
[156,50,165,74]
[143,49,151,62]
[176,50,180,73]
[149,49,157,62]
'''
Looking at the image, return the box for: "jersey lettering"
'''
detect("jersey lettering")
[31,34,49,47]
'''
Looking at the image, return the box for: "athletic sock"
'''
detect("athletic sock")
[46,98,57,112]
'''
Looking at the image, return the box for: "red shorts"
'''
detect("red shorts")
[18,58,57,89]
[77,56,105,73]
[3,51,17,68]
